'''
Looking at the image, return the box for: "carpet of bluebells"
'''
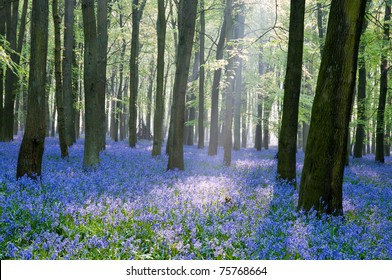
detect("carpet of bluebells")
[0,136,391,260]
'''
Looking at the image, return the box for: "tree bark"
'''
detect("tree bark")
[186,51,200,146]
[1,0,18,141]
[233,3,245,151]
[0,0,5,133]
[52,0,69,158]
[255,53,263,151]
[297,0,367,215]
[354,2,371,158]
[223,0,234,166]
[97,0,108,151]
[277,0,305,184]
[167,0,198,170]
[146,60,155,141]
[375,1,390,163]
[17,0,49,179]
[241,88,248,148]
[63,0,76,146]
[152,0,167,156]
[208,7,227,156]
[82,0,100,169]
[129,0,146,148]
[198,0,205,149]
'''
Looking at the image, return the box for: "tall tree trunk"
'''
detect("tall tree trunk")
[375,1,391,163]
[52,0,68,158]
[114,37,127,142]
[263,98,273,150]
[208,8,227,156]
[255,53,263,151]
[302,121,309,152]
[120,79,129,141]
[277,0,305,184]
[354,2,371,158]
[146,60,155,141]
[2,0,18,141]
[129,0,147,148]
[0,0,5,133]
[233,3,245,151]
[167,0,198,170]
[152,0,167,156]
[241,88,248,148]
[198,0,205,149]
[63,0,76,146]
[82,0,100,169]
[186,51,200,146]
[17,0,49,179]
[73,38,82,140]
[297,0,367,215]
[316,1,325,55]
[223,0,234,166]
[109,70,117,140]
[97,0,108,151]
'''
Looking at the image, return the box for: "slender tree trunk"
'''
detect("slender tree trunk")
[129,0,147,148]
[167,0,199,170]
[263,100,272,150]
[97,0,108,151]
[317,1,325,55]
[186,51,200,146]
[152,0,166,156]
[146,60,155,141]
[120,79,129,141]
[73,38,81,140]
[52,0,68,158]
[198,0,205,149]
[109,70,117,140]
[208,8,227,156]
[233,3,245,151]
[17,0,49,179]
[354,2,371,158]
[302,121,309,152]
[255,54,263,151]
[297,0,367,215]
[375,1,390,163]
[241,88,248,148]
[223,0,234,166]
[13,0,28,135]
[114,38,127,142]
[82,0,100,169]
[63,0,76,146]
[0,0,5,133]
[2,0,19,141]
[277,0,305,184]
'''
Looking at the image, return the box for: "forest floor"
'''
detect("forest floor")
[0,137,391,259]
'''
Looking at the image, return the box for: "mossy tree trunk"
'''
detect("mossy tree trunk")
[63,0,76,146]
[129,0,146,148]
[97,0,108,151]
[17,0,49,179]
[82,0,100,169]
[167,0,198,170]
[52,0,69,159]
[375,0,391,163]
[277,0,305,184]
[152,0,167,156]
[354,2,371,158]
[0,0,5,134]
[297,0,367,216]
